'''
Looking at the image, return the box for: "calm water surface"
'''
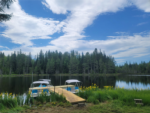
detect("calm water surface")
[0,75,150,94]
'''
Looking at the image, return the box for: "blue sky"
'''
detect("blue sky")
[0,0,150,65]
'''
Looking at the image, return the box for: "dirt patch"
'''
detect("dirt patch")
[21,103,93,113]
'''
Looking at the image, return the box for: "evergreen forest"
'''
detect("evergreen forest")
[0,48,150,75]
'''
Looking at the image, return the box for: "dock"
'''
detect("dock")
[29,85,86,104]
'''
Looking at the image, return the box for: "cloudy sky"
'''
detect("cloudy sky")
[0,0,150,65]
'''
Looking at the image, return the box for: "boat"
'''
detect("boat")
[65,79,81,93]
[38,79,52,85]
[30,80,52,97]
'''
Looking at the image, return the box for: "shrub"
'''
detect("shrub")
[93,99,99,104]
[87,96,96,103]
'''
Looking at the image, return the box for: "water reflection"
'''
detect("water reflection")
[116,80,150,89]
[0,75,150,94]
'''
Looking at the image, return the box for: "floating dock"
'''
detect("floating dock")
[29,85,86,104]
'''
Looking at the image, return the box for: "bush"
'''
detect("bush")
[98,91,107,102]
[93,99,99,104]
[87,96,96,103]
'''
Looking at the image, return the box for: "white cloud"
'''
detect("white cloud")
[131,0,150,12]
[2,32,150,61]
[42,0,150,53]
[137,22,148,26]
[0,46,9,49]
[1,0,150,65]
[43,0,130,35]
[1,0,65,46]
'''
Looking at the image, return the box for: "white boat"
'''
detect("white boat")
[65,79,81,93]
[30,80,52,97]
[38,79,52,85]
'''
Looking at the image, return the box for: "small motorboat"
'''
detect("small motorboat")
[65,79,81,93]
[29,80,52,97]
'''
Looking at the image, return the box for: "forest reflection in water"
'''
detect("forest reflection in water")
[0,75,150,94]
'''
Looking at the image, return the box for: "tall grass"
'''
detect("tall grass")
[50,92,67,102]
[25,91,31,105]
[36,90,49,103]
[78,84,150,105]
[0,92,17,110]
[0,89,68,111]
[36,90,67,104]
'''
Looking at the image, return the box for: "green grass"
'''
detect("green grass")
[0,90,68,112]
[7,101,150,113]
[0,106,24,113]
[78,84,150,106]
[0,93,18,109]
[88,100,150,113]
[35,91,67,104]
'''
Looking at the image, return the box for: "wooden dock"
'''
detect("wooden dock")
[29,86,86,104]
[49,87,85,103]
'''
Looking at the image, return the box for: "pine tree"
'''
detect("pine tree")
[0,0,13,22]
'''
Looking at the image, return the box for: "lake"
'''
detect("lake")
[0,75,150,94]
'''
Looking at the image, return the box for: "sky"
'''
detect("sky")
[0,0,150,65]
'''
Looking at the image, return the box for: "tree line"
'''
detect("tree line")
[116,61,150,74]
[0,49,150,75]
[0,48,116,75]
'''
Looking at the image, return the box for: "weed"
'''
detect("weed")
[52,102,57,106]
[58,102,64,107]
[23,105,30,109]
[38,104,43,107]
[64,102,72,107]
[45,103,51,107]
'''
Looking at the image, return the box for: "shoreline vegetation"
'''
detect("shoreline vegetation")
[0,73,122,77]
[1,73,150,77]
[1,85,150,113]
[2,101,150,113]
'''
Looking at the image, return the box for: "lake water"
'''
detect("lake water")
[0,75,150,94]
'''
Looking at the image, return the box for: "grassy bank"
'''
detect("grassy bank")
[0,93,24,113]
[77,84,150,106]
[0,73,121,77]
[0,90,71,113]
[3,101,150,113]
[1,87,150,113]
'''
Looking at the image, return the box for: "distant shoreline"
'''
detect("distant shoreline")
[0,73,122,77]
[1,73,150,77]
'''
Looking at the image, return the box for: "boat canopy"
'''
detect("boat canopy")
[32,81,49,84]
[65,79,80,84]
